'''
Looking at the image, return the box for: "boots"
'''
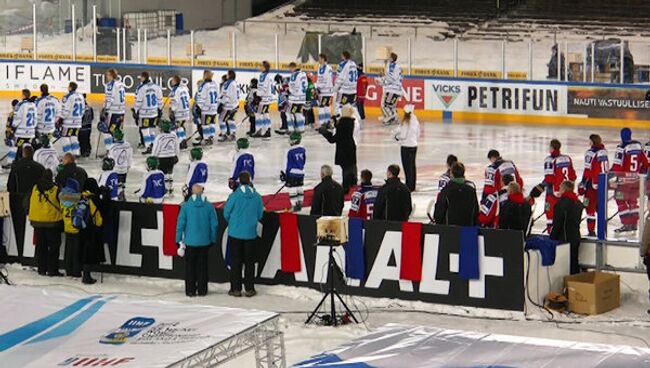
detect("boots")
[82,265,97,284]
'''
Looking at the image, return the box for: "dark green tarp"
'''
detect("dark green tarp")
[298,32,363,63]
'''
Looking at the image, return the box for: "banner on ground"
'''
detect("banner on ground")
[89,65,192,96]
[0,286,277,368]
[0,61,91,94]
[6,202,525,311]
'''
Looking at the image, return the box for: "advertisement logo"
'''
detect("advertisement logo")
[99,317,155,345]
[433,83,461,109]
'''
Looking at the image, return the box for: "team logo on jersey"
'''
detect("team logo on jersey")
[432,83,461,109]
[99,317,155,345]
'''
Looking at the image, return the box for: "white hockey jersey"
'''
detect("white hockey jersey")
[104,79,126,114]
[33,147,59,173]
[134,81,163,118]
[169,84,191,121]
[334,59,358,95]
[220,79,240,110]
[108,141,133,174]
[257,72,275,104]
[316,63,334,96]
[383,61,403,96]
[152,132,180,159]
[196,80,220,115]
[35,94,60,135]
[12,99,37,138]
[59,92,85,129]
[288,70,307,104]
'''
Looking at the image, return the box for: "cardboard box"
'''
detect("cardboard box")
[564,271,620,315]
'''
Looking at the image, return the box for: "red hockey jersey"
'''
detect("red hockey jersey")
[543,151,576,194]
[483,159,524,198]
[611,140,649,174]
[580,144,609,190]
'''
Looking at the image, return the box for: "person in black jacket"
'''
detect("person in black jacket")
[7,145,44,261]
[550,180,584,275]
[499,182,532,233]
[373,164,412,222]
[55,153,88,190]
[319,105,357,193]
[310,165,344,216]
[434,162,479,226]
[78,94,94,157]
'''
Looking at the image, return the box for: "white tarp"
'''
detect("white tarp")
[294,323,650,367]
[0,286,277,368]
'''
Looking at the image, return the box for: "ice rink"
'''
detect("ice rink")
[1,98,645,238]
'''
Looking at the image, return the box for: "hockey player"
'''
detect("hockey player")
[107,128,132,201]
[168,75,191,149]
[98,157,120,201]
[378,52,403,126]
[245,78,259,137]
[333,51,358,116]
[438,154,458,193]
[33,134,60,173]
[316,53,334,128]
[152,120,180,195]
[6,89,37,166]
[348,169,379,220]
[610,128,649,232]
[195,70,219,145]
[57,82,85,157]
[479,174,515,228]
[304,74,317,128]
[218,70,240,142]
[483,149,524,200]
[79,94,94,157]
[134,71,163,154]
[578,134,609,237]
[255,61,275,138]
[281,132,306,211]
[184,147,208,200]
[139,156,166,204]
[275,75,290,135]
[229,138,255,190]
[35,84,60,139]
[286,63,307,134]
[101,68,126,151]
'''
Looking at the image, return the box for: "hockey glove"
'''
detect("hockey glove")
[217,104,224,115]
[169,110,176,123]
[528,183,545,199]
[4,138,13,147]
[578,182,586,196]
[280,171,286,182]
[157,109,163,119]
[131,108,139,122]
[228,178,237,190]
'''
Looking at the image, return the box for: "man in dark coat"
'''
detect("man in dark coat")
[319,105,357,193]
[550,180,584,275]
[7,145,44,261]
[373,164,412,222]
[55,153,88,190]
[310,165,344,216]
[499,182,532,233]
[434,162,479,226]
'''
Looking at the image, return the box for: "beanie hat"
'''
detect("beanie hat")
[620,127,632,143]
[64,178,80,193]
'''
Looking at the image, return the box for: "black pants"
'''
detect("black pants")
[158,157,177,175]
[341,164,358,194]
[79,127,92,156]
[35,227,62,275]
[185,246,209,296]
[357,99,366,119]
[9,194,26,262]
[64,233,81,277]
[401,146,417,192]
[304,107,315,127]
[280,111,288,130]
[229,237,256,292]
[570,241,580,275]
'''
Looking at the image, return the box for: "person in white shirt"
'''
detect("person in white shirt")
[35,84,60,138]
[168,75,191,149]
[33,134,60,173]
[107,128,132,201]
[195,70,219,146]
[316,53,334,129]
[151,120,180,195]
[255,61,275,138]
[218,70,240,142]
[287,63,307,134]
[101,68,126,151]
[58,82,85,156]
[394,104,419,192]
[6,89,37,166]
[133,71,163,153]
[333,51,358,116]
[379,52,403,126]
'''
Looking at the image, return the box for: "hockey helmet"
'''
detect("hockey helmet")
[102,157,115,171]
[236,137,250,150]
[289,132,302,145]
[39,134,50,148]
[146,156,159,170]
[160,120,172,133]
[113,128,124,142]
[190,147,203,161]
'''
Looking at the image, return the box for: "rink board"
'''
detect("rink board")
[0,286,278,368]
[1,59,649,127]
[294,323,650,367]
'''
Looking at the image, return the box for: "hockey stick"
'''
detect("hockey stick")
[93,132,103,159]
[607,210,620,222]
[181,130,200,146]
[263,183,287,208]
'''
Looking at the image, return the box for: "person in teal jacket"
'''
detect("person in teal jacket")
[176,183,218,297]
[224,171,264,297]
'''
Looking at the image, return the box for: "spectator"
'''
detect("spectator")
[499,182,532,232]
[79,178,105,284]
[642,213,649,314]
[224,172,264,297]
[319,105,357,193]
[311,165,344,216]
[176,183,218,297]
[434,162,479,226]
[28,169,63,276]
[356,63,368,120]
[550,181,584,275]
[59,179,82,277]
[373,164,412,222]
[79,93,94,157]
[56,153,88,190]
[438,154,458,192]
[7,144,44,261]
[395,104,420,192]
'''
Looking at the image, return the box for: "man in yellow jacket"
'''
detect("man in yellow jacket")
[29,169,63,276]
